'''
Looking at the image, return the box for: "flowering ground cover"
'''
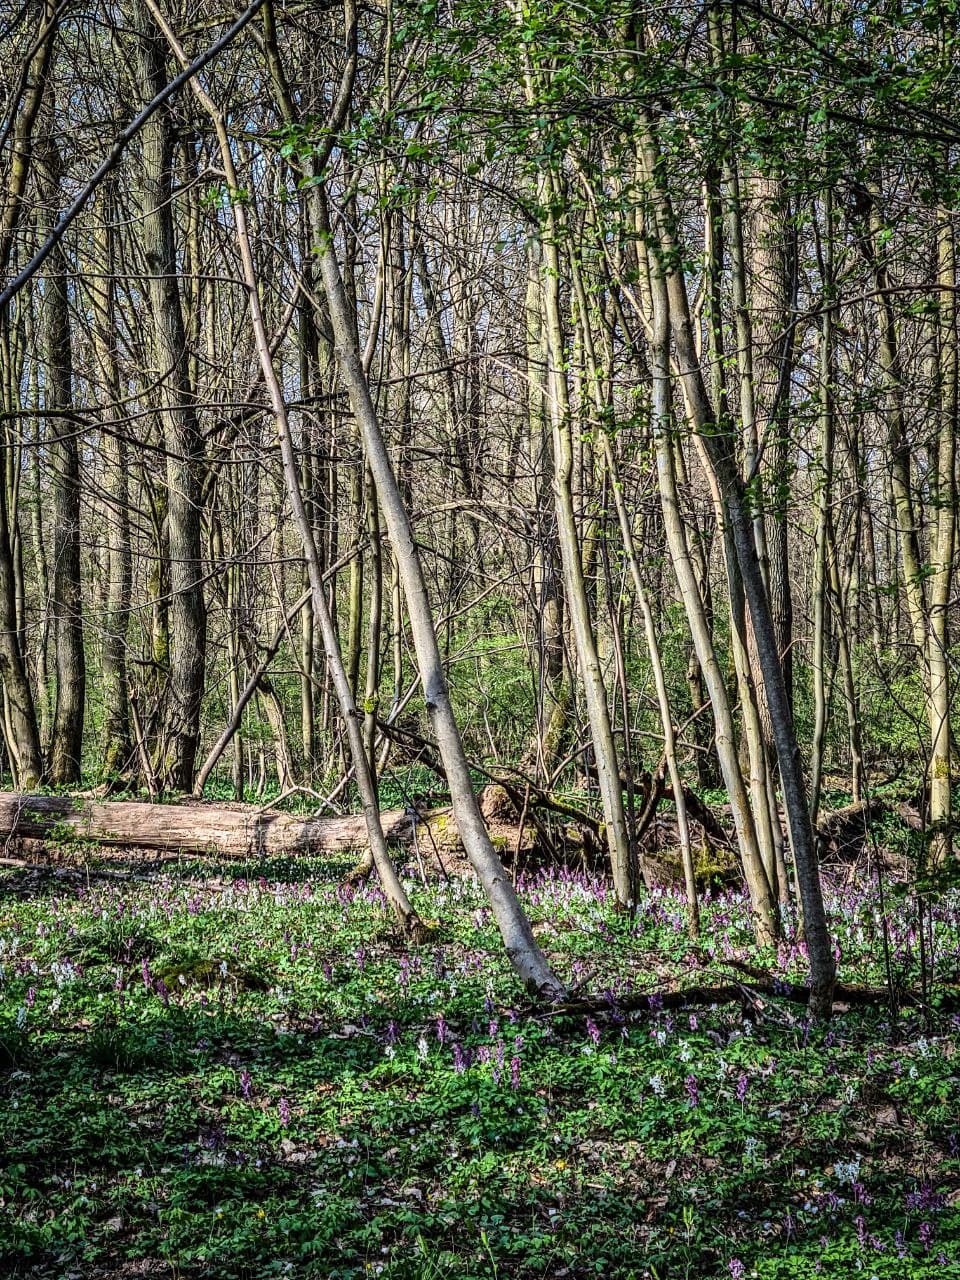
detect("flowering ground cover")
[1,855,958,1279]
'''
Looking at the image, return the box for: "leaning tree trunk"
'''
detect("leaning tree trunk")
[314,179,564,995]
[642,217,776,946]
[146,0,425,939]
[256,0,564,995]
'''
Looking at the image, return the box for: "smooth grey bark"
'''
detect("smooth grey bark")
[929,214,957,862]
[310,191,563,992]
[810,190,835,821]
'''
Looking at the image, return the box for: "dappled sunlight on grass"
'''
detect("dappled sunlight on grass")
[1,858,958,1277]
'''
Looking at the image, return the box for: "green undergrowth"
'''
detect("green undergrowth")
[0,854,958,1278]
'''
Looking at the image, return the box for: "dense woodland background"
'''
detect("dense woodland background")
[1,0,958,978]
[4,4,960,1275]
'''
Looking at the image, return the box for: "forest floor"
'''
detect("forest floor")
[0,845,958,1279]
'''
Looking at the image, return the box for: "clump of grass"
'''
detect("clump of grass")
[64,918,160,967]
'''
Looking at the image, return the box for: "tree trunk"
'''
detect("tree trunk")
[638,110,835,1015]
[134,6,207,793]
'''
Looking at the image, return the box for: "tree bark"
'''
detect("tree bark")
[0,791,412,857]
[133,6,207,793]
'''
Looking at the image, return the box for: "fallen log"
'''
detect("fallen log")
[815,797,884,856]
[0,792,414,858]
[815,796,923,864]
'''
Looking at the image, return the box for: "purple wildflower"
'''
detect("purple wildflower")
[736,1073,749,1103]
[436,1014,448,1045]
[728,1261,746,1280]
[452,1043,467,1074]
[586,1017,601,1047]
[278,1097,291,1127]
[510,1055,521,1089]
[685,1074,699,1107]
[240,1070,252,1101]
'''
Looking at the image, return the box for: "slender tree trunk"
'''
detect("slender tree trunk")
[259,0,565,985]
[810,192,834,820]
[0,4,53,788]
[643,220,775,944]
[638,111,835,1014]
[90,184,132,784]
[537,178,636,906]
[929,213,957,862]
[134,8,206,792]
